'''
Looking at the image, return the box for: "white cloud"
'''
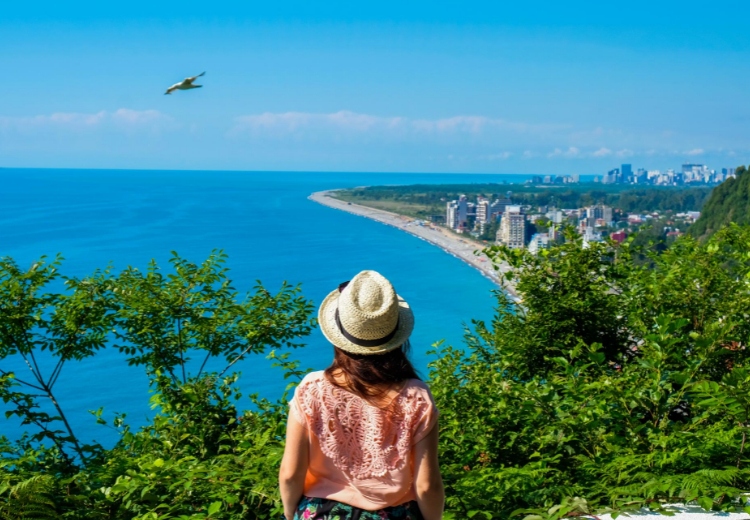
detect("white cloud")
[234,110,405,134]
[615,149,634,158]
[684,148,705,156]
[0,109,174,133]
[548,147,581,158]
[591,147,612,157]
[232,110,564,139]
[111,109,170,125]
[483,151,513,161]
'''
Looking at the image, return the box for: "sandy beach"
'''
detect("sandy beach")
[309,190,517,298]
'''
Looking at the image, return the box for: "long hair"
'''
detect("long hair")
[324,341,420,399]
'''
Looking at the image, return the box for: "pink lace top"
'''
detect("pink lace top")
[289,370,438,510]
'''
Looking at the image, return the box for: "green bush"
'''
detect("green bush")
[0,251,314,519]
[431,225,750,518]
[4,226,750,519]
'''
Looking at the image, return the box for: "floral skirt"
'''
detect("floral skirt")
[294,496,424,520]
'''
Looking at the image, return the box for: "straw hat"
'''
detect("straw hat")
[318,270,414,355]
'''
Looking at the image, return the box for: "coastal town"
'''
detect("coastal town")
[443,162,737,252]
[444,193,701,252]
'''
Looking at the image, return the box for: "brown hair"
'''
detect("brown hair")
[324,341,420,400]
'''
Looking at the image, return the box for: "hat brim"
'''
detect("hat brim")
[318,288,414,355]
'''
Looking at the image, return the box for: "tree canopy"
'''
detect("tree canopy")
[4,229,750,518]
[691,165,750,238]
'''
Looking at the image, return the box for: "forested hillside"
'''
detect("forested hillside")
[691,165,749,237]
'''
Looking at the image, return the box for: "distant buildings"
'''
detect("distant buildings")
[497,206,526,249]
[439,163,725,249]
[476,197,490,225]
[581,226,603,248]
[597,162,735,186]
[602,168,620,184]
[447,194,511,233]
[528,174,580,185]
[490,197,512,218]
[446,195,469,230]
[528,232,550,254]
[446,200,459,229]
[580,204,614,228]
[621,164,632,182]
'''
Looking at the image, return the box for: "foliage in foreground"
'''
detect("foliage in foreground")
[430,225,750,519]
[5,225,750,519]
[0,251,315,519]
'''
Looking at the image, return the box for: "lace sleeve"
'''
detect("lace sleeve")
[288,394,306,426]
[412,386,439,444]
[288,376,313,427]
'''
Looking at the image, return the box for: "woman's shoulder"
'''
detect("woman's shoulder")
[299,370,326,384]
[405,377,430,389]
[400,378,436,405]
[403,378,433,394]
[295,370,327,396]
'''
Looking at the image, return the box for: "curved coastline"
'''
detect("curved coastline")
[309,189,517,299]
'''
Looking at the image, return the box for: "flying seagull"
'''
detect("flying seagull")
[164,72,205,95]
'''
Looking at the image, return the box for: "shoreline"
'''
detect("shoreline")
[309,190,517,299]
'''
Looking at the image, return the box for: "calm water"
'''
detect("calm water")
[0,169,527,445]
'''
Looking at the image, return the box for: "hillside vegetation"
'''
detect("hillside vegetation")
[4,228,750,518]
[691,165,750,237]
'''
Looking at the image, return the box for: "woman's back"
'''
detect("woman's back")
[290,371,438,510]
[279,270,443,520]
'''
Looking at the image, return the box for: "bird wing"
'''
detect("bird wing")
[184,72,206,84]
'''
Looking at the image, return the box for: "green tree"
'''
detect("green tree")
[0,251,315,519]
[691,165,749,238]
[430,225,750,519]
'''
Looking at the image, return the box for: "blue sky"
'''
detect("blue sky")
[1,1,748,174]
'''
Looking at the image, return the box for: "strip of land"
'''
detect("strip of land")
[309,190,517,298]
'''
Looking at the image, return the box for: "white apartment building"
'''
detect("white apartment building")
[497,205,526,249]
[446,201,459,229]
[582,226,603,249]
[528,233,550,254]
[446,195,469,230]
[476,197,490,224]
[546,210,564,224]
[581,204,614,228]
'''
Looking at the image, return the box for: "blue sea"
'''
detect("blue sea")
[0,169,529,446]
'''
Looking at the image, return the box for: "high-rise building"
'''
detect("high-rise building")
[682,163,703,174]
[602,168,619,184]
[546,209,564,224]
[528,233,550,254]
[446,195,469,230]
[446,201,459,229]
[582,226,602,248]
[621,164,632,182]
[490,197,512,218]
[497,205,526,249]
[476,197,490,224]
[457,195,468,227]
[581,204,614,227]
